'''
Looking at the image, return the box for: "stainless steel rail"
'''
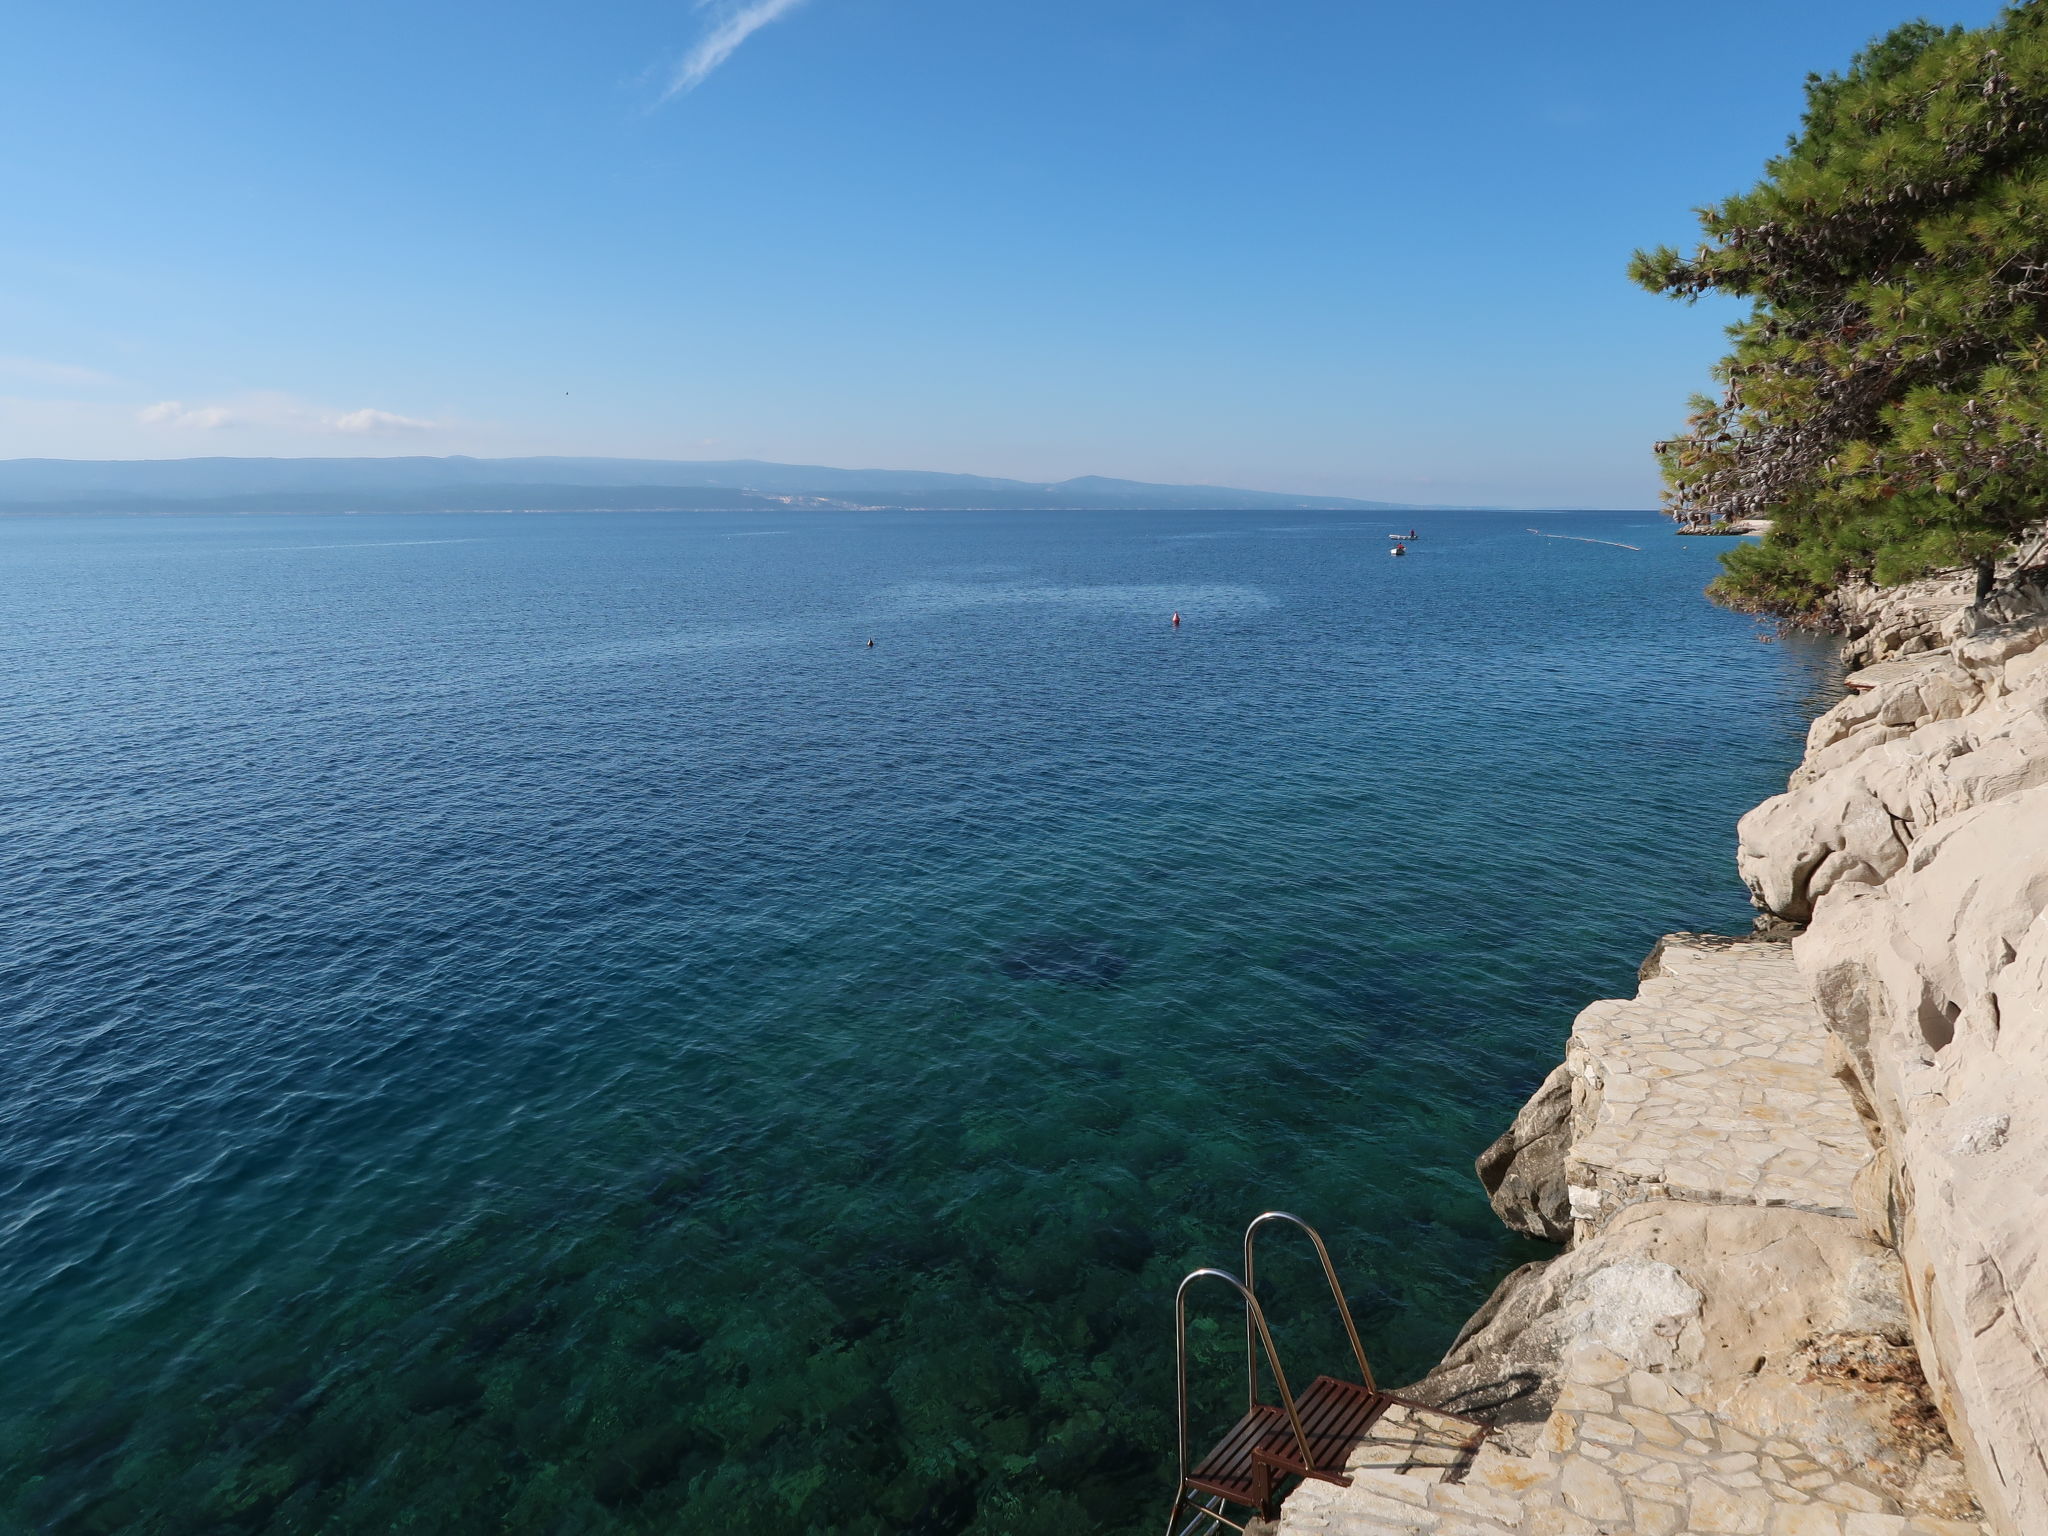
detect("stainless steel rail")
[1241,1211,1375,1400]
[1165,1266,1314,1536]
[1169,1489,1237,1536]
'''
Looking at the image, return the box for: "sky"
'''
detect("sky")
[0,0,2010,507]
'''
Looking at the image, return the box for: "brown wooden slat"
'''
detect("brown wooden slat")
[1286,1414,1343,1464]
[1298,1380,1347,1434]
[1312,1386,1376,1448]
[1189,1405,1285,1500]
[1300,1378,1368,1444]
[1188,1377,1453,1509]
[1281,1378,1360,1457]
[1193,1406,1278,1470]
[1250,1377,1392,1483]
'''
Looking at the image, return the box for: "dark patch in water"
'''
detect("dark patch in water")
[1278,947,1428,1036]
[995,936,1130,987]
[590,1422,717,1508]
[853,1225,967,1275]
[1093,1222,1155,1273]
[460,1297,555,1357]
[831,1311,891,1345]
[43,1401,139,1471]
[296,1414,376,1488]
[1343,1281,1401,1333]
[1035,1430,1148,1524]
[904,1469,981,1535]
[630,1313,707,1359]
[399,1366,484,1416]
[645,1165,715,1209]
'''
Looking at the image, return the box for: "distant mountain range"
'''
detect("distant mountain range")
[0,456,1451,514]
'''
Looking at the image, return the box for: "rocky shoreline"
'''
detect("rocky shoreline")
[1271,569,2047,1536]
[1674,518,1775,537]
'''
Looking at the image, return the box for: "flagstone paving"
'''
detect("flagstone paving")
[1275,1347,1984,1536]
[1562,942,1869,1233]
[1270,941,1984,1536]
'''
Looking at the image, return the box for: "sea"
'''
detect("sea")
[0,507,1837,1535]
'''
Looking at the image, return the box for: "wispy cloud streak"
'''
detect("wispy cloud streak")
[0,356,117,387]
[137,393,441,435]
[664,0,809,99]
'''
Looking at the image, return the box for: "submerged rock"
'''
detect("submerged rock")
[1273,947,1430,1046]
[994,936,1129,987]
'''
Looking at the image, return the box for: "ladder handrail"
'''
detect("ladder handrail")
[1167,1267,1315,1536]
[1241,1211,1376,1400]
[1170,1491,1245,1536]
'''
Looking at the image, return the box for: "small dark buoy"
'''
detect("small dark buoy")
[866,638,875,647]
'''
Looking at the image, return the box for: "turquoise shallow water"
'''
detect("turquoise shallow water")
[0,509,1835,1535]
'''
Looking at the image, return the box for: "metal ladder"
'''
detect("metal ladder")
[1160,1213,1394,1534]
[1241,1212,1376,1403]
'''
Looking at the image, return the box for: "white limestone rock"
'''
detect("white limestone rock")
[1402,1204,1904,1438]
[1736,610,2048,1536]
[1737,626,2048,925]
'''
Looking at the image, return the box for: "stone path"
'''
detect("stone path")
[1268,939,1986,1536]
[1563,943,1868,1234]
[1275,1349,1984,1536]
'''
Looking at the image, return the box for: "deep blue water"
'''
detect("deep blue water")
[0,509,1834,1535]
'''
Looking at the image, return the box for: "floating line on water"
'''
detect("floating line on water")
[1527,529,1642,551]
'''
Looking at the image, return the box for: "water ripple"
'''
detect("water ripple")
[0,508,1834,1535]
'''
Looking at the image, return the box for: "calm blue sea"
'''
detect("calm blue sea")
[0,508,1834,1535]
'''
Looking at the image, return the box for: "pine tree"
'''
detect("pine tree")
[1632,4,2048,613]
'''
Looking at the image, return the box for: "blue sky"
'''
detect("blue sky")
[0,0,2007,505]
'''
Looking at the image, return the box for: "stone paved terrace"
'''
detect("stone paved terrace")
[1270,936,1983,1536]
[1563,942,1869,1232]
[1273,1347,1986,1536]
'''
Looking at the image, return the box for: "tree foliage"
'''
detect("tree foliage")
[1632,4,2048,613]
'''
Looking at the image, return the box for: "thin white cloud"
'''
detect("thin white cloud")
[0,395,483,458]
[140,400,236,429]
[137,394,442,435]
[332,407,434,434]
[0,356,118,387]
[664,0,809,99]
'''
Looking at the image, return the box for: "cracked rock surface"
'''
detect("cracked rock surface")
[1563,942,1870,1234]
[1742,609,2048,1536]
